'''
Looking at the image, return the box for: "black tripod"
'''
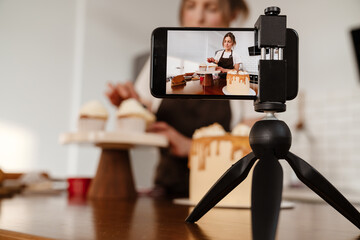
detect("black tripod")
[186,110,360,239]
[185,7,360,240]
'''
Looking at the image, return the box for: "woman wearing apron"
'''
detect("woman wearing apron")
[106,0,249,198]
[207,32,242,79]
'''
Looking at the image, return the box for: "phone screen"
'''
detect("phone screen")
[151,28,259,100]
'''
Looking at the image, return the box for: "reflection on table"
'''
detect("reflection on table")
[0,193,359,240]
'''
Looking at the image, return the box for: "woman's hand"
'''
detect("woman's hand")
[216,66,226,73]
[148,121,192,158]
[207,57,216,63]
[105,82,140,107]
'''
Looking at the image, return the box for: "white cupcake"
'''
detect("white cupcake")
[199,63,207,72]
[208,63,218,72]
[116,99,156,133]
[78,100,108,132]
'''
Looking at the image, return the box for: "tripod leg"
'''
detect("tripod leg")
[251,156,283,240]
[185,152,257,223]
[285,152,360,229]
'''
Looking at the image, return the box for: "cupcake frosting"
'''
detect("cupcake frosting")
[116,98,155,123]
[79,100,108,119]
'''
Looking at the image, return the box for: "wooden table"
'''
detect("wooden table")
[167,78,258,96]
[167,78,227,95]
[59,131,168,200]
[0,193,359,240]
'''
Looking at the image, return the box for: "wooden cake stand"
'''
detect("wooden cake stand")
[59,131,168,200]
[196,70,221,87]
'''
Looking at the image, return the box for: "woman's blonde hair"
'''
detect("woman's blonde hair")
[179,0,249,25]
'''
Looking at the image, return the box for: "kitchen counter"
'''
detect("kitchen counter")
[0,192,359,240]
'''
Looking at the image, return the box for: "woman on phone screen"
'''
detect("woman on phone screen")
[207,32,242,79]
[106,0,250,198]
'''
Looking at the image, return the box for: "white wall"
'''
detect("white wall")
[0,0,75,175]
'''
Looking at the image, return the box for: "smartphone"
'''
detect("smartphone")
[151,27,259,100]
[351,27,360,80]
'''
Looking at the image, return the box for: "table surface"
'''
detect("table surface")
[167,79,227,95]
[0,193,359,240]
[167,79,258,96]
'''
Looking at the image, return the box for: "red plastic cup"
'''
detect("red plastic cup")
[67,177,92,197]
[200,75,204,84]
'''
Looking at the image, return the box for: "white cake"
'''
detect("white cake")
[226,70,250,95]
[189,123,253,207]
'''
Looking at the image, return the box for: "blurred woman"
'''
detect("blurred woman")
[106,0,249,198]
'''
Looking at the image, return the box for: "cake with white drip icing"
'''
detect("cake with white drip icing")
[226,70,250,95]
[189,123,253,207]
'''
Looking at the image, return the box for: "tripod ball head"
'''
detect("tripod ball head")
[249,119,291,159]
